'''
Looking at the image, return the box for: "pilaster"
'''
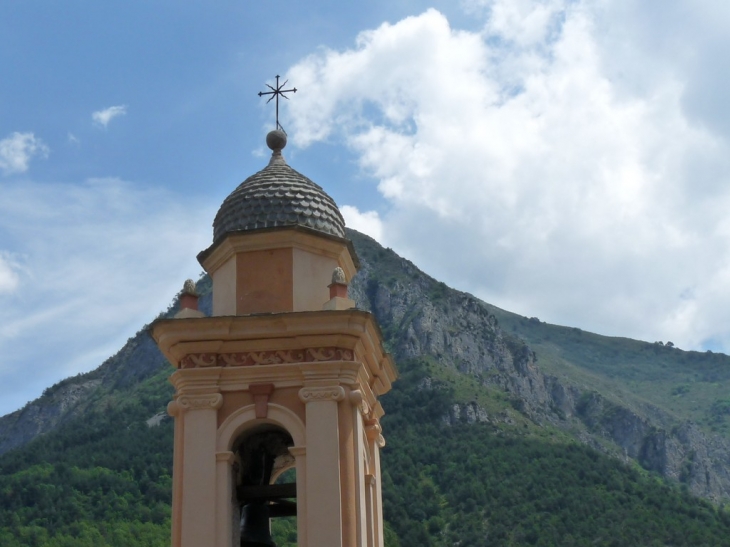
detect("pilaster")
[299,385,345,547]
[175,392,223,547]
[349,389,369,547]
[366,419,385,547]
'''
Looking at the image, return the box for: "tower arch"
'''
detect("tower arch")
[217,403,306,453]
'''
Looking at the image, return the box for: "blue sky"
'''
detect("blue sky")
[1,0,730,416]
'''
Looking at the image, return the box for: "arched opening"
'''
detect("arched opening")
[233,424,297,547]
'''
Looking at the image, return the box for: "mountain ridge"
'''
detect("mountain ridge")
[3,229,730,545]
[4,230,730,501]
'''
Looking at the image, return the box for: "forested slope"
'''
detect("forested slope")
[2,230,730,546]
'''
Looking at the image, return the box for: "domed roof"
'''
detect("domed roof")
[213,131,345,242]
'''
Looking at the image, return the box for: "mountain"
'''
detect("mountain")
[2,229,730,546]
[351,231,730,502]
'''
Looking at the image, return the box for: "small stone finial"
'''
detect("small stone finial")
[266,130,288,166]
[323,266,356,310]
[327,266,350,303]
[266,129,287,152]
[182,279,197,296]
[331,267,346,285]
[176,279,203,318]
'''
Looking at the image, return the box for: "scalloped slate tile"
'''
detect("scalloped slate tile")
[213,157,346,242]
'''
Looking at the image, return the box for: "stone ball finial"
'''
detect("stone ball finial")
[182,279,197,296]
[331,267,347,285]
[266,130,287,152]
[176,278,204,317]
[325,266,354,309]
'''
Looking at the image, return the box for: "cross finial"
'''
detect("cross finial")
[258,75,297,133]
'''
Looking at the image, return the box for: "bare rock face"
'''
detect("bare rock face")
[348,231,730,502]
[0,379,101,454]
[443,403,490,425]
[574,394,730,501]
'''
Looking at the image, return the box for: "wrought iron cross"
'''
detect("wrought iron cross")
[258,75,297,133]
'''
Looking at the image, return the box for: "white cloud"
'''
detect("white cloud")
[92,105,127,127]
[0,253,20,294]
[472,0,566,46]
[285,4,730,351]
[341,205,384,242]
[0,132,49,175]
[0,178,214,416]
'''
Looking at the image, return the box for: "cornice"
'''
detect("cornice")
[170,360,367,396]
[151,310,397,396]
[197,226,359,278]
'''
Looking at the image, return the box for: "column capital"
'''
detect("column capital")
[364,419,381,436]
[365,420,385,447]
[177,393,223,411]
[299,385,345,403]
[167,399,181,417]
[215,451,235,464]
[348,389,369,414]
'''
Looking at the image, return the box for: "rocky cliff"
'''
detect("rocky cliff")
[2,229,729,503]
[348,230,730,502]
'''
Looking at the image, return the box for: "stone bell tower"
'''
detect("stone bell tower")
[151,129,397,547]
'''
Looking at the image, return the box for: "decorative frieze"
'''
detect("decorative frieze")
[299,386,346,403]
[180,353,218,368]
[180,347,355,369]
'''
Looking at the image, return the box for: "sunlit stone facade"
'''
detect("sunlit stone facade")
[151,130,397,547]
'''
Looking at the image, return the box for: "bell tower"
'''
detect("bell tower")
[151,129,397,547]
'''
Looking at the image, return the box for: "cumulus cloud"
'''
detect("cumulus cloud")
[0,132,49,175]
[341,205,384,242]
[92,105,127,127]
[0,253,20,294]
[285,4,730,351]
[0,178,213,415]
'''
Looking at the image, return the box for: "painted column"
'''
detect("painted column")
[349,390,369,547]
[366,420,385,547]
[178,393,223,547]
[365,474,376,547]
[167,400,185,547]
[299,385,345,547]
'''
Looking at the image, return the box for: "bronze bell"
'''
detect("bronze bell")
[240,502,276,547]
